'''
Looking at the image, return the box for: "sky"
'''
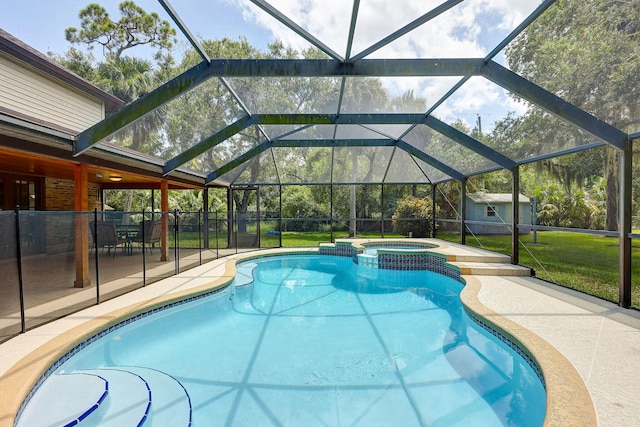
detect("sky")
[0,0,537,130]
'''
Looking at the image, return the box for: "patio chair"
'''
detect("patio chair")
[89,221,127,257]
[131,220,162,253]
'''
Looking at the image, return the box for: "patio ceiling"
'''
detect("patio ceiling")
[73,0,631,187]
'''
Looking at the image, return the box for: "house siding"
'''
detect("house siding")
[466,196,531,235]
[0,55,104,133]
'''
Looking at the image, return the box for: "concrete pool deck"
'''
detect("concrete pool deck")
[0,240,639,426]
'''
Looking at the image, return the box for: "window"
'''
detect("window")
[15,179,37,210]
[486,206,496,217]
[0,174,42,211]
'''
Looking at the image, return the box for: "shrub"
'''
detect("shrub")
[392,195,436,237]
[281,187,328,232]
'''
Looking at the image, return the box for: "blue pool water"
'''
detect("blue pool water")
[19,255,546,426]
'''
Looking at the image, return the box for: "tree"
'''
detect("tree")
[65,1,176,61]
[533,182,605,229]
[506,0,640,230]
[392,195,437,238]
[338,77,390,235]
[281,186,329,231]
[61,1,178,214]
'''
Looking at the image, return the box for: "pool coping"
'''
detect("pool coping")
[460,276,596,426]
[0,244,596,427]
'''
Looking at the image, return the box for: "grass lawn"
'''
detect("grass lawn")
[175,231,403,248]
[439,230,640,309]
[274,231,404,247]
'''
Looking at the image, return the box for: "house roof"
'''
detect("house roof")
[468,193,531,204]
[0,29,205,189]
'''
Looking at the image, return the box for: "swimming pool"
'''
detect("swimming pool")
[17,254,546,426]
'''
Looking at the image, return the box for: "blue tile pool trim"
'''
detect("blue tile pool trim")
[104,368,152,427]
[126,366,193,427]
[377,253,460,279]
[61,373,108,427]
[465,309,546,389]
[319,243,357,257]
[322,242,459,278]
[17,284,231,423]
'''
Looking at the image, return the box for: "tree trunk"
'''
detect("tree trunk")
[358,186,368,231]
[235,190,251,233]
[122,191,133,225]
[357,152,377,231]
[605,146,619,231]
[235,128,262,234]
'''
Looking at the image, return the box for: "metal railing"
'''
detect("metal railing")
[3,208,636,343]
[0,208,433,342]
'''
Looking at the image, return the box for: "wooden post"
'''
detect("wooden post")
[161,180,169,262]
[74,163,91,288]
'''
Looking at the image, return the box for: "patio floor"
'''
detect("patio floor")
[0,245,254,341]
[0,241,639,426]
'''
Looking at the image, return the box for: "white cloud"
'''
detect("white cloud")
[227,0,539,58]
[433,77,529,131]
[483,0,539,29]
[226,0,539,122]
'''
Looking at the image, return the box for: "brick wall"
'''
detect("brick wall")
[45,178,101,211]
[43,178,101,253]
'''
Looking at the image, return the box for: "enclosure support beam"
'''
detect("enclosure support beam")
[512,166,520,265]
[460,178,467,245]
[227,188,233,250]
[425,116,516,171]
[206,141,270,183]
[380,184,384,237]
[330,184,334,243]
[397,140,464,181]
[482,61,628,150]
[203,188,209,249]
[432,184,437,239]
[75,60,213,155]
[351,0,464,61]
[350,148,357,237]
[279,185,283,248]
[619,141,632,307]
[166,115,257,175]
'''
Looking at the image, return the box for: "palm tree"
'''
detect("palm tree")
[96,56,163,154]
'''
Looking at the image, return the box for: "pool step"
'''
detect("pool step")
[234,262,257,286]
[111,367,192,426]
[449,261,531,276]
[71,368,152,426]
[15,373,108,427]
[356,253,378,268]
[16,367,191,427]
